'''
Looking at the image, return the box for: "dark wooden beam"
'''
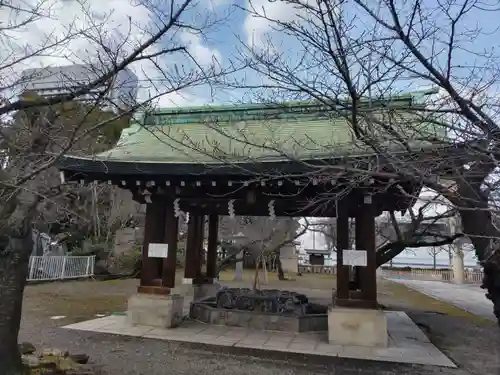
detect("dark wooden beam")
[358,203,377,304]
[161,199,178,289]
[184,213,203,282]
[206,214,219,279]
[140,198,165,288]
[196,214,205,278]
[335,214,350,301]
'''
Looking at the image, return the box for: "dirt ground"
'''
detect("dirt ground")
[19,270,500,375]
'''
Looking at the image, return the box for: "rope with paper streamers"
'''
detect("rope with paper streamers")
[268,200,276,220]
[228,199,235,219]
[173,198,181,217]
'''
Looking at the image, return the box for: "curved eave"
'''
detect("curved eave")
[57,155,335,177]
[56,142,469,179]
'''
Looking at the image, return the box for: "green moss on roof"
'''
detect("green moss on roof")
[88,89,446,164]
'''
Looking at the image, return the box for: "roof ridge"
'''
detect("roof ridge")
[147,88,439,117]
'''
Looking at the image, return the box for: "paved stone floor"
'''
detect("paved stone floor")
[389,279,495,322]
[62,310,455,368]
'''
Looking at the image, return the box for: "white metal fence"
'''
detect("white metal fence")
[27,256,95,282]
[380,268,484,284]
[297,264,484,284]
[298,265,336,274]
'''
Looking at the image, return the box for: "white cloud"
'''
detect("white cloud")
[204,0,232,11]
[179,31,222,66]
[151,89,208,108]
[243,0,309,46]
[0,0,221,108]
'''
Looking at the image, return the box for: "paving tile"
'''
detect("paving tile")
[63,322,92,330]
[193,333,222,340]
[289,337,318,347]
[201,326,228,336]
[264,336,293,348]
[273,345,315,354]
[143,328,187,338]
[291,332,323,343]
[373,347,406,358]
[210,337,239,346]
[339,345,375,359]
[263,341,289,349]
[100,318,132,330]
[165,335,207,344]
[315,343,342,356]
[392,336,431,349]
[220,328,248,338]
[64,316,121,330]
[264,334,294,346]
[286,341,317,351]
[64,324,98,332]
[189,334,225,344]
[387,335,398,347]
[429,353,457,368]
[234,336,270,348]
[98,326,153,337]
[388,317,430,344]
[244,332,272,341]
[61,309,456,368]
[172,326,207,335]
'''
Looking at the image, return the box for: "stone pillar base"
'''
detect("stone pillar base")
[127,293,184,328]
[173,280,221,300]
[193,282,221,300]
[328,307,388,347]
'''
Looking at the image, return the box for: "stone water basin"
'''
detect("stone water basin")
[189,287,328,332]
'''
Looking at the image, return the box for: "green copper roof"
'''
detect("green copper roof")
[86,89,446,164]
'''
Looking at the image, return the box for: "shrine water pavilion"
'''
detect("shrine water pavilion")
[56,89,464,346]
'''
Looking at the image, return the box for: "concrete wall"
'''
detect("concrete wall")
[280,245,298,273]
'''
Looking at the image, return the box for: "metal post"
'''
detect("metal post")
[60,256,67,279]
[85,256,91,277]
[28,257,35,281]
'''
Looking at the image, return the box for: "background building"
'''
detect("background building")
[20,64,138,111]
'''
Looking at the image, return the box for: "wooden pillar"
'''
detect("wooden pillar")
[140,199,165,288]
[206,214,219,280]
[184,214,198,281]
[352,215,365,292]
[197,215,206,270]
[184,213,204,283]
[357,202,377,306]
[161,200,178,289]
[335,214,350,302]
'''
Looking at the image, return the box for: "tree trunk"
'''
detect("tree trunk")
[451,176,500,325]
[252,256,260,292]
[276,257,285,280]
[263,256,268,284]
[0,236,32,375]
[458,207,500,325]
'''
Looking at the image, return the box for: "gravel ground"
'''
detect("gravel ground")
[18,276,500,375]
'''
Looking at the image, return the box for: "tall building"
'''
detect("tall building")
[20,64,138,111]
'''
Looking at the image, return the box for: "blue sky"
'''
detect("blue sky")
[151,0,500,111]
[4,0,498,110]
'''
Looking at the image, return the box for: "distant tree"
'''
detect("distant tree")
[218,216,306,280]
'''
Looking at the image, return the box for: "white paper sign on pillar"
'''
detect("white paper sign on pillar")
[342,250,367,267]
[148,243,169,258]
